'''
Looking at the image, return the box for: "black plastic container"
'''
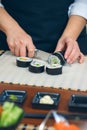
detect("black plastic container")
[0,90,27,105]
[32,92,60,110]
[69,94,87,112]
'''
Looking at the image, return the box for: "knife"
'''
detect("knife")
[34,49,69,66]
[34,49,51,62]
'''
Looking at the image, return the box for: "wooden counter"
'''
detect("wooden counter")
[0,83,87,130]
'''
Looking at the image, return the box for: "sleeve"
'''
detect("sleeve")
[0,0,4,8]
[68,0,87,19]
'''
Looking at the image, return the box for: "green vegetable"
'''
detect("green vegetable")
[51,57,60,64]
[48,55,60,65]
[0,102,24,127]
[9,95,18,101]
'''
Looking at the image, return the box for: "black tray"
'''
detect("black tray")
[68,94,87,112]
[0,90,27,104]
[32,92,60,110]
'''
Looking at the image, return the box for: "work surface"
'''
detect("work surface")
[0,51,87,130]
[0,51,87,91]
[0,83,87,130]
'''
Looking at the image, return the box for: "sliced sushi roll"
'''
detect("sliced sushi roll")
[29,60,45,73]
[46,63,62,75]
[53,51,66,65]
[16,57,33,67]
[47,55,61,65]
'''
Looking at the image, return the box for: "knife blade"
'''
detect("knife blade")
[34,49,51,62]
[34,49,66,65]
[34,49,71,66]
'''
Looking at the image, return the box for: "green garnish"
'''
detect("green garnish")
[35,63,40,67]
[9,95,18,101]
[50,57,60,64]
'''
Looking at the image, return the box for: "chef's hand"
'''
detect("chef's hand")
[55,37,84,64]
[6,25,35,57]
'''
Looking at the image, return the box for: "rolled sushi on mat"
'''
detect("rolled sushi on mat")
[46,63,62,75]
[47,55,61,65]
[16,56,33,67]
[46,54,63,75]
[29,60,45,73]
[52,51,66,65]
[48,51,66,66]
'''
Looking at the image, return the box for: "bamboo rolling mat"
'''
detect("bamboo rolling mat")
[0,51,87,91]
[16,124,54,130]
[16,122,87,130]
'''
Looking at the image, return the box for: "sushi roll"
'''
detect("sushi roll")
[47,55,61,65]
[52,51,66,65]
[46,63,62,75]
[16,57,33,67]
[29,60,45,73]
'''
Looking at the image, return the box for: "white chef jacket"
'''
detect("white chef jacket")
[68,0,87,19]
